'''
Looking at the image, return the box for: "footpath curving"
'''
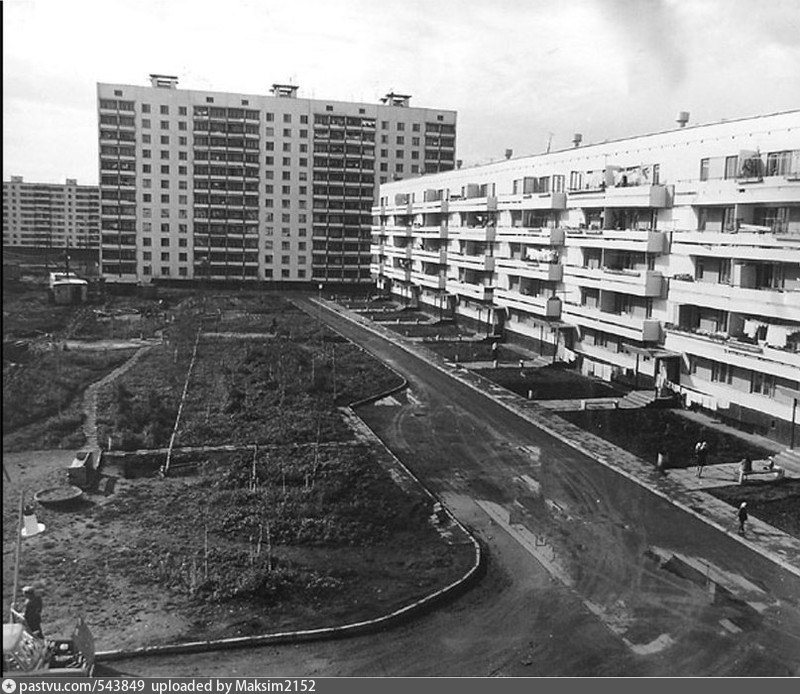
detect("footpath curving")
[312,298,800,581]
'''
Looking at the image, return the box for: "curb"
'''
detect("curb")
[311,299,800,582]
[95,302,484,662]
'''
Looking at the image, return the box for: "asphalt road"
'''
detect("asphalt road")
[111,301,800,676]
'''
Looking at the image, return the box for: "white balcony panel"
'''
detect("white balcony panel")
[411,271,446,290]
[671,231,800,263]
[495,226,565,246]
[497,192,567,211]
[564,229,667,253]
[449,253,495,273]
[669,279,800,323]
[665,329,800,382]
[563,302,661,342]
[564,266,663,297]
[496,258,563,282]
[446,279,493,302]
[494,288,561,318]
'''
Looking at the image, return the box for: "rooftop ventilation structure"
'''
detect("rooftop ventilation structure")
[572,133,583,148]
[271,84,299,98]
[380,92,411,107]
[676,111,690,128]
[149,74,179,89]
[505,149,513,160]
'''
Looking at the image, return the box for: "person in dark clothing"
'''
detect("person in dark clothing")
[737,502,748,535]
[21,585,43,637]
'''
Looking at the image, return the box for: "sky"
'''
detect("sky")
[4,0,800,184]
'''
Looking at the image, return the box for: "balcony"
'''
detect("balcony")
[564,228,667,253]
[384,201,414,216]
[411,199,449,214]
[446,279,494,302]
[495,226,565,246]
[448,225,496,242]
[674,173,800,207]
[664,326,800,382]
[495,257,563,282]
[411,271,446,290]
[411,223,448,239]
[563,266,663,297]
[383,245,413,261]
[603,184,669,208]
[497,191,567,211]
[562,302,662,342]
[448,252,495,273]
[384,264,411,283]
[415,247,448,264]
[494,288,562,319]
[448,195,498,213]
[670,229,800,263]
[668,279,800,323]
[383,225,413,240]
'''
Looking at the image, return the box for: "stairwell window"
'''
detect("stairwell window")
[699,158,709,181]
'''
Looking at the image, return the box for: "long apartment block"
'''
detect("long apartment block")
[97,75,456,285]
[3,176,100,250]
[372,110,800,442]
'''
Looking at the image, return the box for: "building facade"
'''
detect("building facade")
[372,111,800,442]
[3,176,100,250]
[96,76,456,285]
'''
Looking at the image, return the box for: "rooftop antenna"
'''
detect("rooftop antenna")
[545,132,554,153]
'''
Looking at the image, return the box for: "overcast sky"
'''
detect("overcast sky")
[4,0,800,184]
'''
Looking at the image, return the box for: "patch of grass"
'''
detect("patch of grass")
[3,349,137,435]
[479,365,622,399]
[708,480,800,539]
[559,409,772,468]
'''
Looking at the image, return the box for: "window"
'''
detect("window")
[161,238,170,247]
[380,163,387,172]
[411,165,419,173]
[142,104,151,114]
[397,136,405,145]
[143,164,151,173]
[206,97,214,103]
[381,121,389,129]
[161,180,169,188]
[282,171,291,180]
[299,144,308,153]
[142,118,151,129]
[412,123,420,132]
[143,193,151,202]
[266,112,274,122]
[381,135,388,144]
[412,137,420,146]
[160,223,170,232]
[724,155,739,180]
[396,150,404,158]
[179,106,187,116]
[283,128,292,137]
[283,114,291,123]
[160,120,169,129]
[265,199,273,207]
[264,254,273,263]
[160,150,169,159]
[265,141,274,151]
[283,143,291,152]
[178,165,187,174]
[282,185,291,194]
[115,89,123,97]
[160,105,169,115]
[300,115,308,123]
[161,194,170,203]
[161,252,170,261]
[178,180,187,189]
[396,163,404,172]
[326,105,333,112]
[160,135,169,145]
[699,158,709,181]
[179,195,187,204]
[143,252,151,260]
[161,209,169,218]
[751,372,775,396]
[380,149,388,157]
[142,134,151,144]
[299,129,308,138]
[143,237,152,246]
[281,241,291,250]
[282,256,290,264]
[179,224,187,232]
[143,178,152,188]
[712,362,733,385]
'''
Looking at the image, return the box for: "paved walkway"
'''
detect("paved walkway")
[314,299,800,579]
[82,345,155,451]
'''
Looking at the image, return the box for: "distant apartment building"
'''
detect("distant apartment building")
[3,176,100,250]
[96,75,456,285]
[372,111,800,442]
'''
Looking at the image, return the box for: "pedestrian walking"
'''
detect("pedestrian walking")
[737,502,748,535]
[695,440,708,477]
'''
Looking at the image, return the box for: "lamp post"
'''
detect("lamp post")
[792,397,798,450]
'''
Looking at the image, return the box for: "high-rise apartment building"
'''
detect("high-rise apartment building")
[3,176,99,250]
[96,75,456,284]
[372,111,800,442]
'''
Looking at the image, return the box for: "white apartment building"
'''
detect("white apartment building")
[372,111,800,442]
[3,176,99,250]
[96,75,455,285]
